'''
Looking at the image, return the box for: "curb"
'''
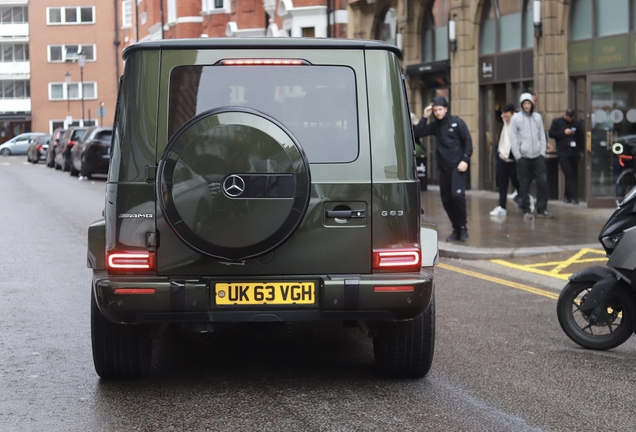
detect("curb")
[438,242,602,260]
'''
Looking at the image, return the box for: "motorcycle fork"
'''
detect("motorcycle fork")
[579,275,621,325]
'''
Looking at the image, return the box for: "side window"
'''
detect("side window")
[108,77,123,182]
[401,75,417,155]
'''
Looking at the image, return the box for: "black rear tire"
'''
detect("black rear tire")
[557,281,635,350]
[373,292,435,378]
[91,290,152,379]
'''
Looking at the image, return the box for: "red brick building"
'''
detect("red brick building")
[24,0,347,135]
[29,1,118,133]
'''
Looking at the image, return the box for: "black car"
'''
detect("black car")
[27,134,52,164]
[55,126,88,173]
[88,38,437,380]
[46,128,66,168]
[70,126,112,179]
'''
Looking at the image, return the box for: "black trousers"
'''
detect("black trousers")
[517,156,548,213]
[496,157,519,209]
[438,168,467,230]
[558,154,580,200]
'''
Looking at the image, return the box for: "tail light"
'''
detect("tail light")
[114,288,156,295]
[37,145,42,151]
[107,251,155,272]
[374,286,415,292]
[220,59,308,66]
[68,140,77,147]
[372,248,421,272]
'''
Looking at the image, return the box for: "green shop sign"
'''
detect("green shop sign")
[569,35,636,73]
[569,41,592,73]
[594,36,628,70]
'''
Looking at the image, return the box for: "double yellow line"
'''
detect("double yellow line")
[437,262,560,300]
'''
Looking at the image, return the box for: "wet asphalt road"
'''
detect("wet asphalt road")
[1,156,636,431]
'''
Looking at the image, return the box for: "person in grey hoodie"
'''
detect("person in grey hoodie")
[510,93,553,220]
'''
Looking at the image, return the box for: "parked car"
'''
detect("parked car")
[88,38,437,380]
[0,132,46,156]
[27,134,52,163]
[55,126,88,172]
[46,128,66,168]
[70,126,112,178]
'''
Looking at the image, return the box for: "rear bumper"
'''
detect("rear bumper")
[92,268,434,324]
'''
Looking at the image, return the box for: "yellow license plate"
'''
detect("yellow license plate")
[215,282,316,305]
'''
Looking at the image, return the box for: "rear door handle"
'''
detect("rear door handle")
[325,210,366,218]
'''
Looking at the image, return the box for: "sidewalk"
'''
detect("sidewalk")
[421,186,615,260]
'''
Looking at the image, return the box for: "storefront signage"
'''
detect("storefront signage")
[569,41,592,73]
[478,55,495,83]
[569,36,635,74]
[593,36,628,70]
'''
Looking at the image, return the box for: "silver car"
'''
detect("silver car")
[0,132,46,156]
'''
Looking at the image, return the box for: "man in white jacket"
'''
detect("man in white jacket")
[490,103,521,216]
[510,93,553,220]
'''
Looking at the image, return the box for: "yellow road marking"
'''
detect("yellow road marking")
[437,262,560,300]
[490,248,607,281]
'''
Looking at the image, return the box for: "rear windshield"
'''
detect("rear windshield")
[71,129,87,140]
[95,130,112,141]
[168,65,358,163]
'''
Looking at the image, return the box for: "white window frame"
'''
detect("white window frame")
[0,6,28,24]
[46,6,95,25]
[0,80,30,99]
[48,44,96,63]
[202,0,231,14]
[48,82,98,101]
[121,0,132,28]
[0,43,29,62]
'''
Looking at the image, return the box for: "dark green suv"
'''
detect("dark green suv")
[88,38,438,379]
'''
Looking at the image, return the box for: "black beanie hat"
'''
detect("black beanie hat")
[432,96,448,107]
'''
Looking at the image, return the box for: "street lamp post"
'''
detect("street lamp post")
[78,52,86,125]
[64,72,72,128]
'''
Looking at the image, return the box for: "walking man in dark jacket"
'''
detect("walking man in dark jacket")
[549,109,584,204]
[414,96,473,242]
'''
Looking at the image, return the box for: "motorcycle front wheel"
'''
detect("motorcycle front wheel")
[557,281,635,350]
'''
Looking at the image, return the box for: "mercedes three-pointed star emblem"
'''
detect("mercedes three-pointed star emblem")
[223,174,245,197]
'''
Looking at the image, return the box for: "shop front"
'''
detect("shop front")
[569,0,636,207]
[478,0,535,191]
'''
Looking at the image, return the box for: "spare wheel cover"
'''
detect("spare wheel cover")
[158,107,311,261]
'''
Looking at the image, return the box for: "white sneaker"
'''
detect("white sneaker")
[529,194,535,212]
[507,191,518,200]
[78,176,87,181]
[489,206,507,216]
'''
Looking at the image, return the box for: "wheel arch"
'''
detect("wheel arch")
[88,218,106,269]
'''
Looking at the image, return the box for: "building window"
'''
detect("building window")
[0,44,28,62]
[47,6,95,25]
[302,27,315,37]
[202,0,225,11]
[570,0,635,40]
[597,0,628,37]
[0,6,28,24]
[480,0,534,54]
[375,8,397,46]
[0,80,30,99]
[49,82,97,101]
[421,0,449,62]
[48,45,96,63]
[122,0,132,28]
